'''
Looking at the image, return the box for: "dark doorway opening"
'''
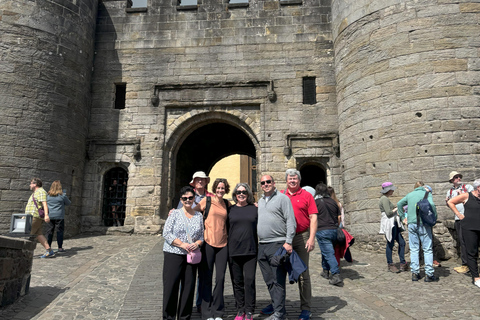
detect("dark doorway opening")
[300,164,326,188]
[172,122,256,208]
[103,167,128,226]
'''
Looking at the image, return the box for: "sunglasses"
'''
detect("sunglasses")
[260,180,272,185]
[181,196,194,201]
[236,190,248,195]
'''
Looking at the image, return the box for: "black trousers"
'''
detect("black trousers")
[44,219,65,248]
[163,252,197,320]
[199,243,228,319]
[462,228,480,279]
[257,242,287,318]
[455,220,468,265]
[228,254,257,314]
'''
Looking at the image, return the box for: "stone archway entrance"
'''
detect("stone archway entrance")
[299,163,326,188]
[169,122,257,209]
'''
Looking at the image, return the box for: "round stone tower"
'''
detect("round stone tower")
[332,0,480,240]
[0,0,98,234]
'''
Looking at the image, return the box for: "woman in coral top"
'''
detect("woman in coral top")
[195,178,231,320]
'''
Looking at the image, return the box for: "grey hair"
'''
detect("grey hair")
[285,169,301,181]
[473,179,480,189]
[232,183,255,205]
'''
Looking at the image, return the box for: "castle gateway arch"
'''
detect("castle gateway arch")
[161,111,260,214]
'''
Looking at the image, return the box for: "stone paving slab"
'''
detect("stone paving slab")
[1,234,479,319]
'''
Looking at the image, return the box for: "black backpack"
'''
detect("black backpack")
[416,191,437,227]
[203,196,229,221]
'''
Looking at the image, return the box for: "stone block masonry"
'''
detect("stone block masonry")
[0,0,479,258]
[0,236,36,307]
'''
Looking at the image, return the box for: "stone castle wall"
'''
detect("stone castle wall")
[0,0,98,235]
[81,0,341,227]
[332,0,480,240]
[0,0,478,250]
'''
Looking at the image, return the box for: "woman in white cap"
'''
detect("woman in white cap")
[379,182,407,273]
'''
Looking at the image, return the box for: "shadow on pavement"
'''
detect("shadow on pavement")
[340,261,365,281]
[34,246,94,259]
[0,286,66,320]
[434,266,452,279]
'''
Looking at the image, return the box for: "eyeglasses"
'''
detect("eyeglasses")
[236,190,247,195]
[261,180,272,185]
[181,196,194,201]
[454,175,462,180]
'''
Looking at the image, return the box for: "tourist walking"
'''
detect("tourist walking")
[447,178,480,289]
[25,178,55,258]
[162,186,204,320]
[228,183,258,320]
[378,182,407,273]
[46,180,71,252]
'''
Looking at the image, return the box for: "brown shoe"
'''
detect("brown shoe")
[388,264,400,273]
[399,262,409,272]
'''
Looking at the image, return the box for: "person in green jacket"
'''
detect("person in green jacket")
[397,181,439,282]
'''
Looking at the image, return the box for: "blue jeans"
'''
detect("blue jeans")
[315,229,339,275]
[386,224,406,264]
[408,223,434,276]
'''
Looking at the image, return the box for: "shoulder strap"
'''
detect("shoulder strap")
[204,196,211,221]
[283,189,286,194]
[32,194,40,209]
[178,210,194,243]
[462,184,467,193]
[423,191,429,200]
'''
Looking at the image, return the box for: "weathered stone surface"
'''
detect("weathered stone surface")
[0,0,479,257]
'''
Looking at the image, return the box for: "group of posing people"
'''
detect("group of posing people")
[379,171,480,289]
[162,169,347,320]
[25,178,71,258]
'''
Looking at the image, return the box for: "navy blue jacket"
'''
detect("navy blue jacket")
[271,247,307,284]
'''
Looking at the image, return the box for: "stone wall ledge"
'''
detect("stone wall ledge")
[0,235,36,251]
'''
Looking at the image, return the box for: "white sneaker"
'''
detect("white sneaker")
[474,279,480,288]
[206,318,214,320]
[215,318,223,320]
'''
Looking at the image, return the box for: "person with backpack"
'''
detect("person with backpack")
[445,171,474,274]
[194,178,231,320]
[397,181,439,282]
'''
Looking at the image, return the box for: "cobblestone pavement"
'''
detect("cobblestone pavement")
[1,234,480,320]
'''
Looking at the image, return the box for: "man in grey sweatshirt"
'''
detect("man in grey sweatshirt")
[257,175,296,320]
